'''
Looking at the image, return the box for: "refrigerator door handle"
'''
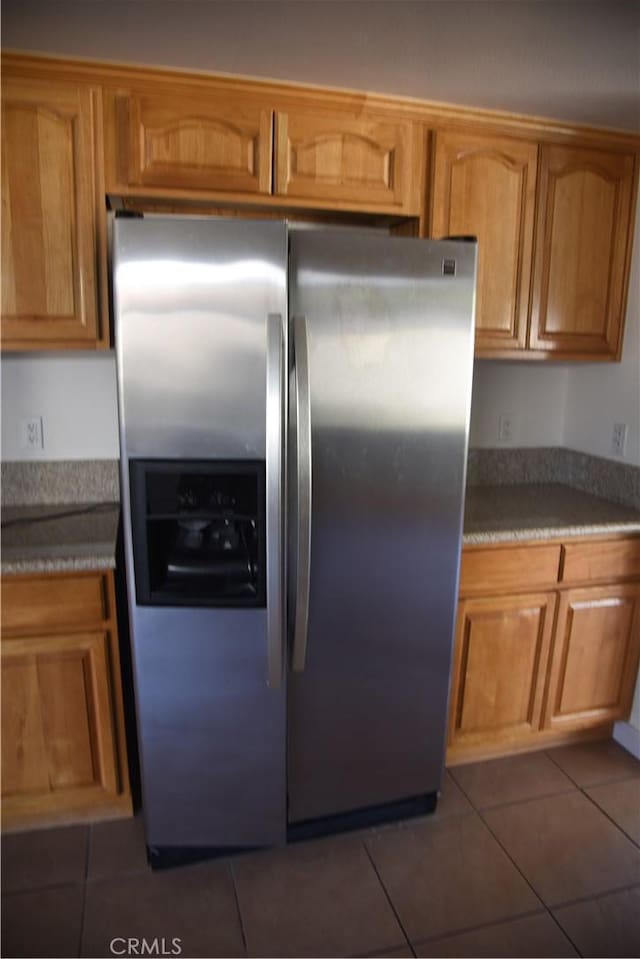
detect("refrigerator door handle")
[266,312,285,689]
[292,314,312,672]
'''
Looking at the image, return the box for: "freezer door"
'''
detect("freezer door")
[114,216,288,848]
[114,215,287,461]
[288,231,476,824]
[130,606,286,848]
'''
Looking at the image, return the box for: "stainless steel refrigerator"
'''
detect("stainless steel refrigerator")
[114,215,476,861]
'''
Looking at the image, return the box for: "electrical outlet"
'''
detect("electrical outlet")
[498,413,514,444]
[21,416,44,451]
[612,422,628,457]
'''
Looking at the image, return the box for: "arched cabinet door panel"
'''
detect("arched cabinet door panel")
[274,108,421,214]
[432,130,538,352]
[1,77,103,349]
[530,145,636,359]
[113,90,273,196]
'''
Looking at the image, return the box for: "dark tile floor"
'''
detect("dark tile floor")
[2,739,639,958]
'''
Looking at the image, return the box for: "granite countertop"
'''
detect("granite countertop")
[1,503,120,574]
[3,483,640,573]
[464,483,640,545]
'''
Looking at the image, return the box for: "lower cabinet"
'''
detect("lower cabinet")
[1,570,132,830]
[447,536,640,764]
[544,583,640,732]
[449,592,556,752]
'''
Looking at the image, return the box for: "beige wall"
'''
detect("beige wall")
[3,0,639,131]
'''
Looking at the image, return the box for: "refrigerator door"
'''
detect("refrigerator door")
[114,216,288,848]
[287,231,476,824]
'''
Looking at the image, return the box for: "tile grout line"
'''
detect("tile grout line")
[543,902,584,957]
[403,780,618,954]
[449,773,586,958]
[547,879,640,913]
[445,779,578,814]
[541,742,640,853]
[78,827,91,958]
[360,838,416,958]
[449,751,640,954]
[542,749,585,788]
[472,809,586,958]
[541,749,640,791]
[2,879,86,899]
[579,783,640,851]
[407,906,549,951]
[352,941,416,959]
[228,860,249,958]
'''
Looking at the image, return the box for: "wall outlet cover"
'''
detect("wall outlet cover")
[20,416,44,451]
[498,413,514,444]
[612,422,628,457]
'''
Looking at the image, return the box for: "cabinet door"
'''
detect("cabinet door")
[432,131,537,352]
[448,592,556,753]
[274,108,420,213]
[529,145,636,357]
[544,583,640,731]
[113,90,273,195]
[1,630,120,812]
[1,77,102,348]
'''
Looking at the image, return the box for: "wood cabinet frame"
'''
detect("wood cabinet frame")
[1,570,132,831]
[543,583,640,731]
[529,145,637,360]
[449,591,557,751]
[448,533,640,765]
[1,52,639,357]
[108,85,274,197]
[274,107,422,213]
[431,129,538,352]
[1,71,109,350]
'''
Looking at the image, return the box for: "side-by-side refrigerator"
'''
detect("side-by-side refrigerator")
[114,215,476,861]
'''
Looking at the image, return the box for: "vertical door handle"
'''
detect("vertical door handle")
[266,312,285,688]
[292,314,312,672]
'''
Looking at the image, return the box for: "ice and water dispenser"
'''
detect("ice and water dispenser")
[128,460,266,607]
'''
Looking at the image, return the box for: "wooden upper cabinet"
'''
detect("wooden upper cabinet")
[274,107,421,213]
[108,88,273,195]
[431,131,538,352]
[1,76,104,349]
[3,54,637,358]
[529,144,637,358]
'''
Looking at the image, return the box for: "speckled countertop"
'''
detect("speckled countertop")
[1,503,120,574]
[2,483,640,573]
[463,484,640,545]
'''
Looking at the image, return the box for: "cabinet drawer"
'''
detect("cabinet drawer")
[459,544,561,596]
[561,538,640,584]
[2,573,108,633]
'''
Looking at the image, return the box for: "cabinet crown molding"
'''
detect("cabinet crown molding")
[3,49,640,151]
